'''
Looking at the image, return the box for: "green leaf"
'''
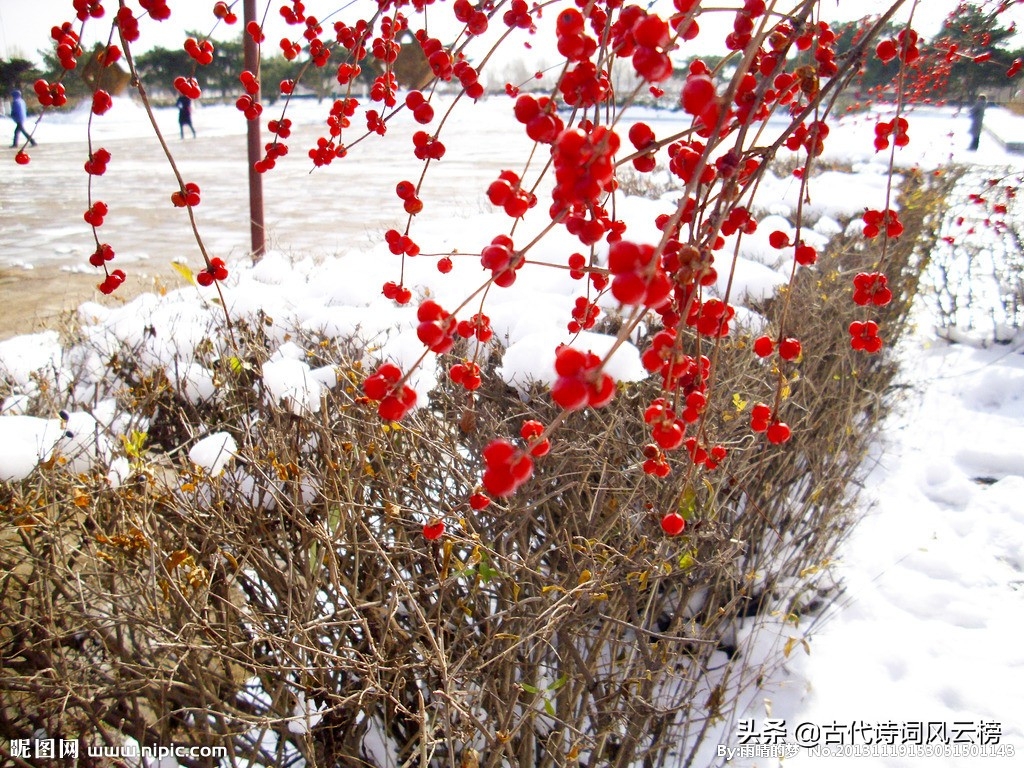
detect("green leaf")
[548,674,568,692]
[520,683,540,695]
[678,486,697,520]
[544,698,556,717]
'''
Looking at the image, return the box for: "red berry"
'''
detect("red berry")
[422,519,445,540]
[778,338,802,361]
[766,421,792,445]
[752,335,774,358]
[681,74,716,116]
[660,512,686,536]
[469,492,491,511]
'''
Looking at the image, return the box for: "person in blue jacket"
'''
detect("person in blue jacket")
[9,89,37,148]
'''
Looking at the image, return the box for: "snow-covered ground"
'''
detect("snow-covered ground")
[2,91,1024,766]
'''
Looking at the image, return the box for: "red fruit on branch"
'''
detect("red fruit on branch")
[422,519,445,540]
[778,338,802,361]
[482,439,533,497]
[91,90,113,115]
[766,421,792,445]
[551,346,616,411]
[852,273,893,306]
[98,269,126,295]
[849,320,884,353]
[363,363,417,421]
[660,512,686,536]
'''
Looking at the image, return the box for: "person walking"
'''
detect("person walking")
[176,94,196,139]
[9,89,37,148]
[968,93,987,151]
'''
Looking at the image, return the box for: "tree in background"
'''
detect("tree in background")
[933,0,1020,101]
[0,57,40,101]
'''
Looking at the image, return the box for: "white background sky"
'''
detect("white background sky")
[3,0,1022,68]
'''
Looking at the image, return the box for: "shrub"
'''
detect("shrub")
[1,0,1002,764]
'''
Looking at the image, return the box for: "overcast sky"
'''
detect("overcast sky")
[1,0,1021,70]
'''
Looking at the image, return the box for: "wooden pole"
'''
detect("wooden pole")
[243,0,266,262]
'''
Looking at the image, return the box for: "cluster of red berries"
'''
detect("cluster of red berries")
[482,439,533,497]
[627,12,675,83]
[139,0,170,21]
[752,335,802,361]
[550,346,615,411]
[686,298,735,338]
[449,360,482,391]
[849,320,883,353]
[35,79,68,107]
[98,269,126,295]
[874,117,910,151]
[568,297,599,333]
[382,281,413,305]
[875,29,920,65]
[72,0,104,21]
[487,171,536,219]
[92,90,113,116]
[84,201,109,227]
[643,396,702,451]
[255,140,289,173]
[513,94,565,144]
[236,94,263,121]
[502,0,534,31]
[480,235,523,287]
[196,257,229,287]
[246,20,266,43]
[116,7,140,41]
[394,179,423,215]
[550,125,620,245]
[456,313,493,343]
[520,420,551,457]
[89,243,114,267]
[363,362,417,421]
[171,182,201,208]
[627,122,658,172]
[184,37,215,66]
[412,130,445,161]
[862,208,904,239]
[607,240,671,308]
[51,23,81,69]
[404,90,433,124]
[385,228,420,256]
[174,76,201,99]
[453,60,485,100]
[641,330,710,392]
[84,148,111,176]
[852,273,893,306]
[453,0,489,36]
[750,403,792,444]
[416,300,457,354]
[213,2,238,24]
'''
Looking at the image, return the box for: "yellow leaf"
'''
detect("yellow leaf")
[732,392,748,411]
[578,569,592,585]
[171,261,195,285]
[165,549,190,571]
[542,585,566,595]
[783,636,798,658]
[780,384,791,400]
[72,488,90,508]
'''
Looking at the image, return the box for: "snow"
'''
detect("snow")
[3,87,1024,766]
[188,431,238,476]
